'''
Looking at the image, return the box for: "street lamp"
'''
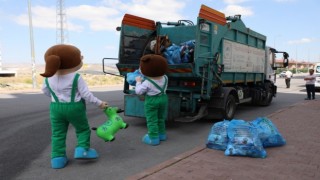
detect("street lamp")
[295,46,298,74]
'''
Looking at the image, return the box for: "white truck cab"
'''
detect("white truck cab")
[314,63,320,90]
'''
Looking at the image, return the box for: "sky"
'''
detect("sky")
[0,0,319,66]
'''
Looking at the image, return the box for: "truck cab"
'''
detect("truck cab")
[314,63,320,90]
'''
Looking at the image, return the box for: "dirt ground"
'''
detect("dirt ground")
[0,63,122,93]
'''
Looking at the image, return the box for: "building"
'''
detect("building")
[276,59,315,71]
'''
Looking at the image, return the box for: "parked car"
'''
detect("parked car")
[279,71,293,78]
[279,71,286,78]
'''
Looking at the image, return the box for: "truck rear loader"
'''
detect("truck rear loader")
[103,4,289,122]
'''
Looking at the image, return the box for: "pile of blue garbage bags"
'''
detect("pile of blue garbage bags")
[163,40,195,64]
[206,117,286,158]
[125,40,196,86]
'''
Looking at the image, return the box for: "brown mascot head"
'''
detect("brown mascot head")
[139,54,168,77]
[41,44,83,77]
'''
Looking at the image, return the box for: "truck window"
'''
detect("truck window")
[316,65,320,73]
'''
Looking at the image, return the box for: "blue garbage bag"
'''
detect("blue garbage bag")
[126,69,144,86]
[180,40,195,63]
[163,44,181,64]
[251,117,286,147]
[180,40,195,50]
[225,119,267,158]
[206,120,230,151]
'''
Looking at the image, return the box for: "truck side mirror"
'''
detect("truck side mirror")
[283,59,288,68]
[283,52,289,67]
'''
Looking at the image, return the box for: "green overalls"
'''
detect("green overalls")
[144,76,168,139]
[45,74,91,158]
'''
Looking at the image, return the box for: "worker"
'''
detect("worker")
[285,70,293,88]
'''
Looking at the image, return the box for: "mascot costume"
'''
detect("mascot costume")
[41,44,107,169]
[134,54,169,146]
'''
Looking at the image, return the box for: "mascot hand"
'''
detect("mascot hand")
[135,76,142,83]
[99,101,108,109]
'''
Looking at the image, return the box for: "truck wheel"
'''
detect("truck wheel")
[223,95,236,120]
[259,91,273,106]
[259,83,273,106]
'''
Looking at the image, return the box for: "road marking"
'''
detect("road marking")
[0,94,17,99]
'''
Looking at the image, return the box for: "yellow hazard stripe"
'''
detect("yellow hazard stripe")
[119,68,136,73]
[168,68,193,73]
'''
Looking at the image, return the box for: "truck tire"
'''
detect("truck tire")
[259,82,273,106]
[223,94,236,120]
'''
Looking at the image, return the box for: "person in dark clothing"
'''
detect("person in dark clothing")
[304,69,316,100]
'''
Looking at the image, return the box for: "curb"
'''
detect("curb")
[126,146,206,180]
[268,99,317,118]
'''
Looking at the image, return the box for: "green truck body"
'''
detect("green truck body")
[103,4,289,122]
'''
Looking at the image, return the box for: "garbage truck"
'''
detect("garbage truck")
[102,4,289,122]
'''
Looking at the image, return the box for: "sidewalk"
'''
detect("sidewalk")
[127,99,320,180]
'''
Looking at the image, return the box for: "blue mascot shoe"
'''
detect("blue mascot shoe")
[142,134,160,146]
[74,147,99,159]
[159,134,167,141]
[51,156,68,169]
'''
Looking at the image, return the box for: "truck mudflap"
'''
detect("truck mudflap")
[175,104,208,122]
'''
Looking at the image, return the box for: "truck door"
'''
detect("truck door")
[195,5,227,99]
[116,14,156,76]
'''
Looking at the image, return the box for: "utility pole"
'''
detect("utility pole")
[295,46,298,74]
[0,49,2,71]
[56,0,68,44]
[28,0,37,88]
[307,48,310,69]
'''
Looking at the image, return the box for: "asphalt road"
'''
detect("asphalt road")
[0,74,317,180]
